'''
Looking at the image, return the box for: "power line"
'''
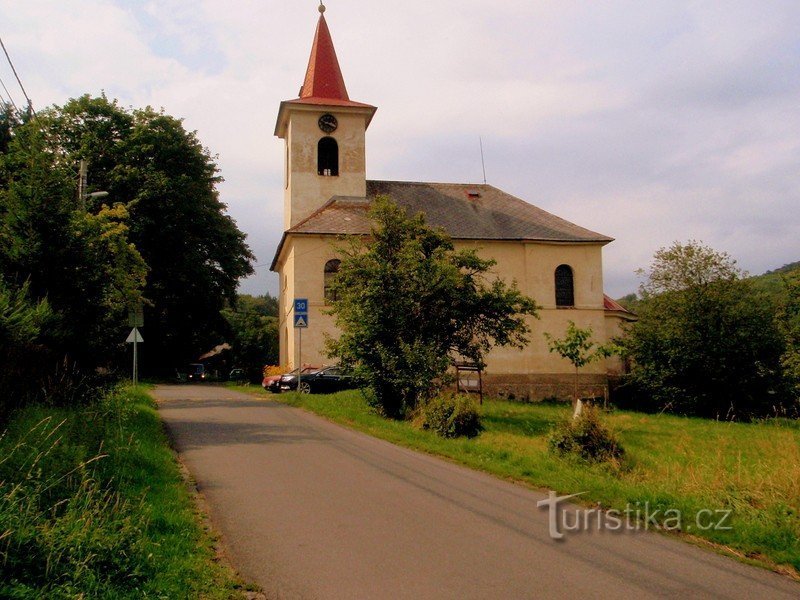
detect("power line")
[0,35,35,117]
[0,74,19,113]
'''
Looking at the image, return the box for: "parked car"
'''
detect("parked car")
[288,366,356,394]
[263,366,319,393]
[184,363,206,382]
[229,368,247,383]
[274,366,321,393]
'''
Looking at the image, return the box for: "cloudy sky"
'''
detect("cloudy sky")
[1,0,798,297]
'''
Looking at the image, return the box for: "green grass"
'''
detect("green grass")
[0,385,245,599]
[236,386,800,578]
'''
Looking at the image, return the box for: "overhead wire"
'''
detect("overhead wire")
[0,74,19,113]
[0,35,36,117]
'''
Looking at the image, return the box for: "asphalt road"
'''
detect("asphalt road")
[153,385,799,600]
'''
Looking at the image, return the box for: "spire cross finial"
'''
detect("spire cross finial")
[319,1,326,14]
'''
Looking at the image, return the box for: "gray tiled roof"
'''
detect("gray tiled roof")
[287,181,613,243]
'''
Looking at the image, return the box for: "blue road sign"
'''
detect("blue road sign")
[294,314,309,328]
[294,298,309,314]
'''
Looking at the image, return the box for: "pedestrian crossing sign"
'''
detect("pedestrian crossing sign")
[294,314,308,328]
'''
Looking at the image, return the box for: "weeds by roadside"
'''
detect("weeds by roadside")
[0,385,244,598]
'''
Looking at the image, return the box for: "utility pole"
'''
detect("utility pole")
[77,159,108,210]
[78,160,87,210]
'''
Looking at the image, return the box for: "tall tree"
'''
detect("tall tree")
[0,113,146,366]
[42,95,254,372]
[623,241,787,419]
[222,294,279,381]
[327,196,538,418]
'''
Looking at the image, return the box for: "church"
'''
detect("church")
[270,5,634,401]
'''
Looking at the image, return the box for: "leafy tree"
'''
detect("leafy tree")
[0,279,51,346]
[777,275,800,404]
[0,114,146,365]
[222,294,279,380]
[0,279,52,414]
[622,241,787,419]
[327,196,539,419]
[545,321,613,418]
[40,95,254,372]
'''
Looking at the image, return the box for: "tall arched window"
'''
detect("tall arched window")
[324,259,341,303]
[318,137,339,176]
[555,264,575,307]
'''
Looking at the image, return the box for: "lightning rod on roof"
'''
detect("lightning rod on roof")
[319,1,326,14]
[479,136,487,184]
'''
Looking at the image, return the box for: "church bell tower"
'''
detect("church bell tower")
[275,3,377,230]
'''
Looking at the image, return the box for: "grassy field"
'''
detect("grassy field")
[0,385,245,599]
[236,386,800,578]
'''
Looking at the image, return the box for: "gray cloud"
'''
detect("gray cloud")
[1,0,797,299]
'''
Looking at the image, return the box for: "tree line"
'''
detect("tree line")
[618,242,799,420]
[0,96,254,415]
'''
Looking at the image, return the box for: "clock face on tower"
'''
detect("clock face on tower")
[318,113,338,134]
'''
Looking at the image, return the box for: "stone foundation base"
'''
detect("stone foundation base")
[478,373,609,403]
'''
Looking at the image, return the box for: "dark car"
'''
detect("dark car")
[268,366,320,393]
[287,366,356,394]
[183,363,206,382]
[229,368,247,383]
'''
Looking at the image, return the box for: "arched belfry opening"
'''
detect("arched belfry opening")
[318,137,339,176]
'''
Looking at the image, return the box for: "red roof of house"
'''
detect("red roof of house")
[603,294,632,314]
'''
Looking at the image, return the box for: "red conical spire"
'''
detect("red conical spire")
[275,4,377,137]
[300,6,349,101]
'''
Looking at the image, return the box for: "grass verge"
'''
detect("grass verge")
[234,385,800,579]
[0,385,245,599]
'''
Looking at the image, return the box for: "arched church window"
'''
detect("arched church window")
[555,265,575,307]
[318,137,339,177]
[324,259,341,303]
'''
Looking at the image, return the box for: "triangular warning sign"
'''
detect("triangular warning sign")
[294,315,308,328]
[126,328,144,343]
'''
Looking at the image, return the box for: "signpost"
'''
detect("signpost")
[126,306,144,385]
[125,328,144,385]
[294,299,308,391]
[128,307,144,328]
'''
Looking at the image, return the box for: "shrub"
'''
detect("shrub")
[414,393,483,438]
[548,405,624,463]
[263,364,285,378]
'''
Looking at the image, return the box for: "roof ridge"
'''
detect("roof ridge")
[368,179,491,187]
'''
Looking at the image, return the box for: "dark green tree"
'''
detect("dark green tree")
[0,114,146,365]
[777,275,800,405]
[41,95,254,372]
[222,294,279,381]
[622,241,787,419]
[327,196,539,419]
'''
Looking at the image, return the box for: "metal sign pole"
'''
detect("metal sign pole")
[133,328,138,385]
[298,326,302,392]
